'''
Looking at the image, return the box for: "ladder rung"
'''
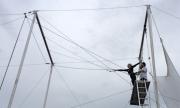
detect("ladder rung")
[138,87,146,88]
[139,97,148,99]
[139,92,146,94]
[140,104,149,106]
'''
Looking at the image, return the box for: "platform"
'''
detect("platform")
[130,81,150,105]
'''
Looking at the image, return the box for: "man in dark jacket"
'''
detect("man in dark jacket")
[112,62,140,86]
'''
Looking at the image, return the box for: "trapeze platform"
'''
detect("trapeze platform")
[130,80,150,106]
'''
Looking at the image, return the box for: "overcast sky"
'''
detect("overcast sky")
[0,0,180,108]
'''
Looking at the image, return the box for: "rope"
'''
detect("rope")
[42,26,130,83]
[0,63,49,68]
[55,65,109,71]
[39,16,125,69]
[0,16,26,91]
[38,16,132,85]
[39,5,145,12]
[50,50,82,61]
[28,15,132,85]
[151,13,161,39]
[71,89,131,108]
[54,67,82,108]
[18,70,49,108]
[0,13,23,16]
[53,57,137,64]
[27,18,47,63]
[152,6,180,21]
[0,17,24,26]
[45,36,109,69]
[42,25,110,69]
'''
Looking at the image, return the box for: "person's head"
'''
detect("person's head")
[142,62,146,67]
[140,62,146,69]
[127,63,132,68]
[139,63,144,69]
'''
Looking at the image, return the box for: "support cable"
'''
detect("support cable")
[0,15,26,91]
[0,17,24,26]
[18,70,49,108]
[45,37,110,70]
[0,13,23,16]
[54,67,82,108]
[28,16,132,85]
[35,12,54,65]
[152,6,180,21]
[46,32,130,83]
[27,18,47,63]
[7,12,36,108]
[55,65,110,71]
[151,14,161,38]
[43,25,110,68]
[53,57,138,64]
[39,16,124,69]
[39,5,145,12]
[0,63,48,68]
[50,50,83,61]
[71,89,131,108]
[37,17,131,85]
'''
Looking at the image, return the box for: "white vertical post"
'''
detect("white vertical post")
[7,12,36,108]
[43,65,53,108]
[147,5,160,108]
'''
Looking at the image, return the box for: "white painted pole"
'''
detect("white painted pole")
[147,5,160,108]
[7,12,36,108]
[43,65,54,108]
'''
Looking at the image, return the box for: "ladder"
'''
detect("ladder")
[130,80,150,107]
[136,80,150,107]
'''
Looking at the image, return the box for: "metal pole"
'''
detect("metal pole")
[35,11,54,108]
[147,5,160,108]
[35,12,54,65]
[43,65,53,108]
[138,8,148,61]
[0,16,26,91]
[7,12,36,108]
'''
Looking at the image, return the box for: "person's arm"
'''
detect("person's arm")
[113,69,128,72]
[136,69,143,74]
[132,62,140,68]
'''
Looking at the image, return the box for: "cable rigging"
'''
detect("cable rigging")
[53,57,138,64]
[27,18,47,63]
[17,70,49,108]
[38,16,127,69]
[0,13,23,16]
[44,35,109,69]
[152,6,180,21]
[0,15,26,91]
[54,65,110,71]
[54,67,82,108]
[38,5,145,12]
[0,16,24,26]
[71,89,131,108]
[35,16,134,84]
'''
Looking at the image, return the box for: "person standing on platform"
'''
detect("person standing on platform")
[111,62,140,86]
[138,62,147,81]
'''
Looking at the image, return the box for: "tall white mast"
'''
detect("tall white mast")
[147,5,160,108]
[7,12,36,108]
[43,65,53,108]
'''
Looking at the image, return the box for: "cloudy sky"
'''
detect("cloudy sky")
[0,0,180,108]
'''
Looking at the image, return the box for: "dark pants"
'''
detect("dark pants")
[140,78,147,81]
[130,74,136,86]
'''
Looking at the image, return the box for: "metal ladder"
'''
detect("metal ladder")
[136,80,150,108]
